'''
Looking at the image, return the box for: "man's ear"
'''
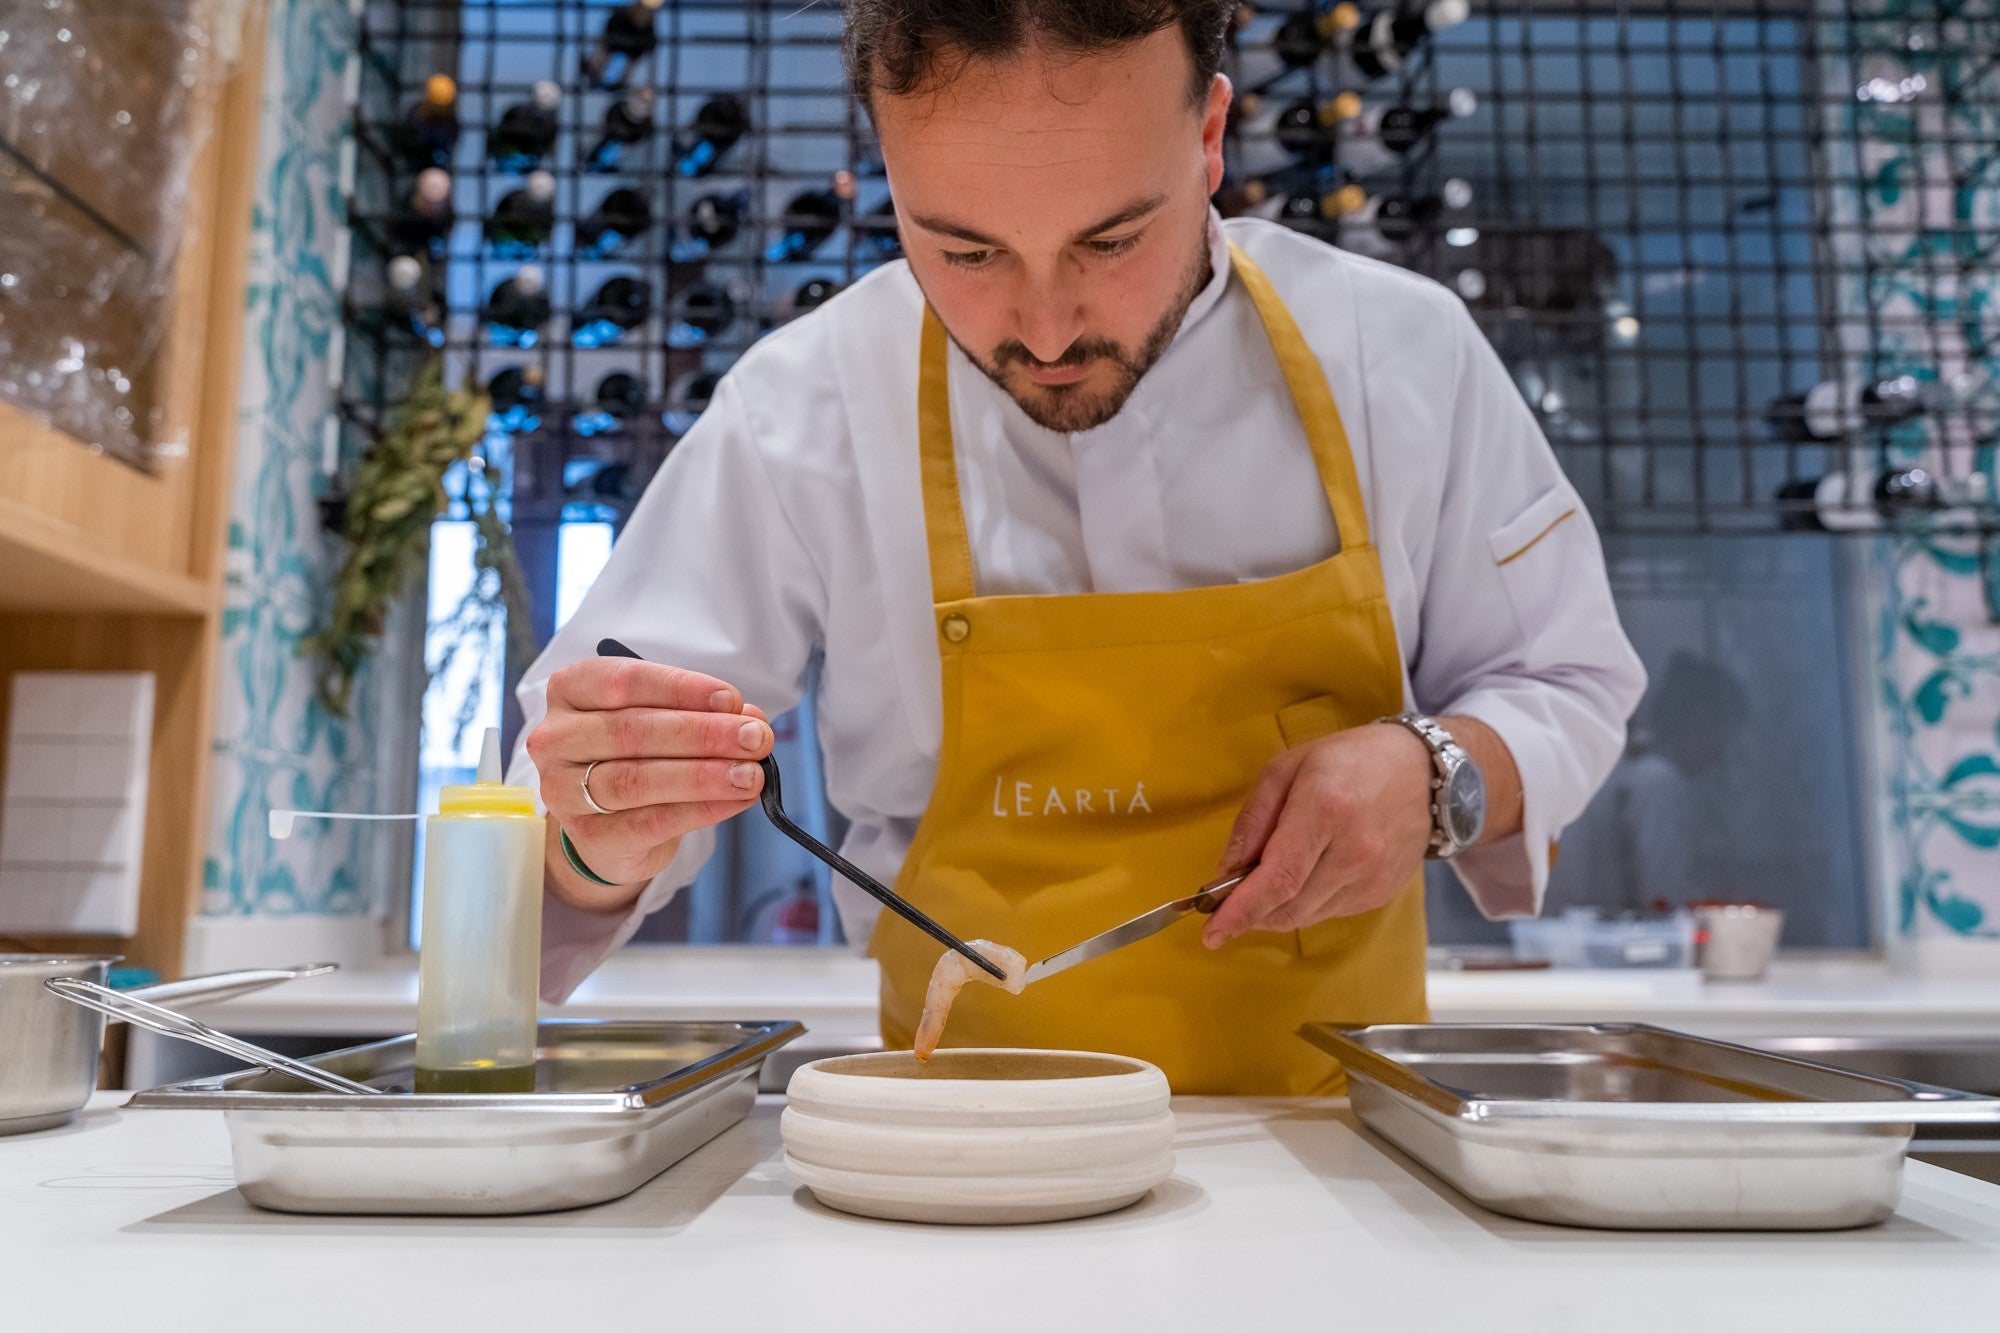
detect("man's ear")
[1202,73,1232,196]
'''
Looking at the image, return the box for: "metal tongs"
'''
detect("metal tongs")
[1022,871,1247,986]
[45,976,386,1096]
[596,638,1007,981]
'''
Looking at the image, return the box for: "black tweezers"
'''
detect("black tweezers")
[596,639,1005,981]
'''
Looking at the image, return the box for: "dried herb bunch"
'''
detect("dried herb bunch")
[307,358,490,717]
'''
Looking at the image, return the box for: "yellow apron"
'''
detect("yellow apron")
[871,243,1428,1095]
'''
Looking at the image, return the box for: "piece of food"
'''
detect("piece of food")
[913,939,1026,1061]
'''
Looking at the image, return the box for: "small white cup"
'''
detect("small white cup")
[1692,902,1784,981]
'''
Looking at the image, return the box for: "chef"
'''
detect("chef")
[509,0,1646,1094]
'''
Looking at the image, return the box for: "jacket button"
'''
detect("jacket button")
[941,614,970,643]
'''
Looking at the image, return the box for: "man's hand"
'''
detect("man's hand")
[528,656,774,913]
[1202,716,1523,948]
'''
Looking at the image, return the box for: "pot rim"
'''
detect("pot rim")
[0,954,123,967]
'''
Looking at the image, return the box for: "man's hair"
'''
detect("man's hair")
[843,0,1234,109]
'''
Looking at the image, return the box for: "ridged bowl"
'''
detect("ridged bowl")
[782,1048,1176,1224]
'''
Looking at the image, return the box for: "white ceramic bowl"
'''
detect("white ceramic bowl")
[782,1048,1175,1224]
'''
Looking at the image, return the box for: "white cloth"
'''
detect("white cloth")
[513,211,1648,1001]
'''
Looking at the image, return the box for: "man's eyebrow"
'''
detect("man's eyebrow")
[903,194,1171,250]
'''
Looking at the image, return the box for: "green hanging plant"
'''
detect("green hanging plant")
[306,358,492,718]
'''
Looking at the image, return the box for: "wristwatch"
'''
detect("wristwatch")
[1381,712,1486,859]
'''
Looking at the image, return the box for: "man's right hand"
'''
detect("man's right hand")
[527,656,774,912]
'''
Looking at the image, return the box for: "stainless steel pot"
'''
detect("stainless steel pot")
[0,955,334,1135]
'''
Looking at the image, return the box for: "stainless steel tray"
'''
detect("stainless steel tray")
[1301,1021,2000,1231]
[128,1019,803,1215]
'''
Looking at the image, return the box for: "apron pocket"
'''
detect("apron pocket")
[1275,693,1349,748]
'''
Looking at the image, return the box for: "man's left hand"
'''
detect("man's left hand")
[1202,721,1436,947]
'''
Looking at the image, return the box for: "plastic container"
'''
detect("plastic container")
[414,729,545,1092]
[1509,909,1696,969]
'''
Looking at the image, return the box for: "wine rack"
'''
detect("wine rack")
[337,0,2000,545]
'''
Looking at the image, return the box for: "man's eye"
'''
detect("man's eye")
[942,248,994,269]
[1087,234,1140,258]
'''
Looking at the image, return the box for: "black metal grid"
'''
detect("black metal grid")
[338,1,2000,539]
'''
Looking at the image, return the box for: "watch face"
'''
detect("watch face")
[1443,759,1487,846]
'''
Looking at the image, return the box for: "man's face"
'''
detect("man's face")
[871,29,1230,433]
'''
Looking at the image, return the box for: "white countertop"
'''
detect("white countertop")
[193,948,2000,1043]
[7,1091,2000,1330]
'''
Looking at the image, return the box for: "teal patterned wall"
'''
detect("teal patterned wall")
[1833,2,2000,943]
[202,0,389,925]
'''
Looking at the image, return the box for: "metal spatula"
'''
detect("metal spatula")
[1022,871,1247,986]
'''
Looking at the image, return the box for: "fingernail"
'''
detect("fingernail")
[1202,927,1224,950]
[709,689,737,711]
[729,762,758,789]
[738,720,765,750]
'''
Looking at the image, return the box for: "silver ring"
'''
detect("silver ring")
[580,761,612,816]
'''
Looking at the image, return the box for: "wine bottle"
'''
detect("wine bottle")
[573,275,651,348]
[584,86,657,172]
[1777,465,1985,533]
[1273,93,1361,164]
[663,369,721,436]
[781,278,841,318]
[1349,0,1469,82]
[483,266,550,348]
[576,187,654,259]
[1272,4,1361,71]
[1373,88,1476,153]
[673,94,750,178]
[669,189,750,262]
[666,281,738,349]
[1765,375,1930,443]
[581,0,664,90]
[488,80,563,172]
[391,167,455,257]
[386,254,445,348]
[766,187,843,263]
[487,364,547,433]
[392,74,459,170]
[1361,176,1473,244]
[485,170,557,257]
[573,371,648,437]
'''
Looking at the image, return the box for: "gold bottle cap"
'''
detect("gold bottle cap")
[1323,3,1363,36]
[1326,92,1364,123]
[425,74,457,107]
[1325,184,1369,218]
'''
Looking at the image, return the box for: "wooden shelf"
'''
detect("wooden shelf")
[0,490,212,616]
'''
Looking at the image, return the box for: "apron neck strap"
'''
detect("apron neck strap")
[916,239,1372,606]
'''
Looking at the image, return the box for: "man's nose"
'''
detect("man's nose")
[1013,273,1086,364]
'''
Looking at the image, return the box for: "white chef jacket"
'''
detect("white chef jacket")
[512,211,1648,1001]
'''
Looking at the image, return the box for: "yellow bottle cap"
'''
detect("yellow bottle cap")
[437,782,537,816]
[1324,4,1362,36]
[426,74,457,107]
[1327,92,1363,123]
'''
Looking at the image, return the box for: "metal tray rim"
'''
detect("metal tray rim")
[126,1018,805,1114]
[1300,1021,2000,1125]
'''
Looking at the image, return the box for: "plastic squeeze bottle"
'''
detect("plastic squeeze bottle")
[415,727,545,1093]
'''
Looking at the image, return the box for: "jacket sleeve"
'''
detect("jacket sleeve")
[1411,302,1648,919]
[504,371,828,1000]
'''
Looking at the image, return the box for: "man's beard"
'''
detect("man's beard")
[949,229,1213,435]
